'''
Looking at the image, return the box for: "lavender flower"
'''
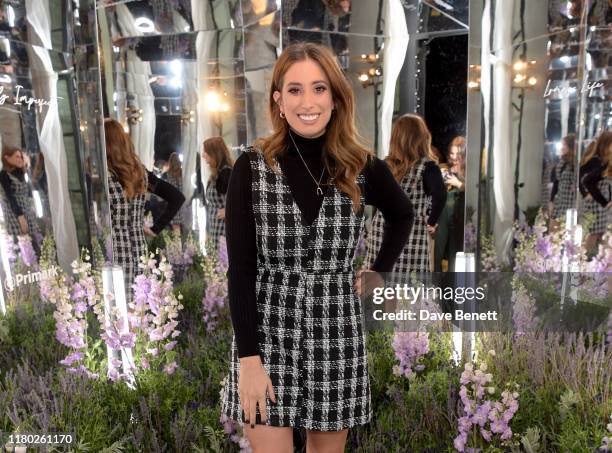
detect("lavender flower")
[391,332,429,379]
[17,235,38,268]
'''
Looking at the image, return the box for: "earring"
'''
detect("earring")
[280,111,285,118]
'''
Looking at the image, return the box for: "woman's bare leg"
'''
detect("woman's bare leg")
[243,425,293,453]
[306,429,349,453]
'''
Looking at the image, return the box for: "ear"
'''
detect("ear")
[273,90,282,109]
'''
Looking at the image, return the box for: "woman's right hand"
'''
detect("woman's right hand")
[239,355,276,428]
[18,215,28,234]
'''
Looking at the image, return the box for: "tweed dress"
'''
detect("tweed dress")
[221,149,372,431]
[583,177,611,234]
[164,172,184,226]
[205,166,230,252]
[0,171,40,239]
[108,172,147,300]
[364,158,432,274]
[551,161,576,220]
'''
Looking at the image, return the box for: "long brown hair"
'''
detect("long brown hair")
[167,152,182,180]
[449,135,466,177]
[256,42,373,210]
[593,131,612,176]
[203,136,234,179]
[385,114,436,182]
[1,145,23,172]
[104,119,146,198]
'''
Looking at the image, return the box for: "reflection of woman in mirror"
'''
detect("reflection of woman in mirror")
[582,131,612,249]
[364,114,446,273]
[221,42,413,452]
[434,136,466,272]
[104,119,185,296]
[162,152,184,233]
[0,145,40,242]
[549,134,576,226]
[202,137,233,252]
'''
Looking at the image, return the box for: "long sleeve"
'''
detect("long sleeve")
[225,153,260,358]
[579,158,601,198]
[583,166,609,207]
[422,162,447,226]
[0,171,23,217]
[147,171,186,234]
[363,158,414,272]
[215,167,232,195]
[550,165,559,202]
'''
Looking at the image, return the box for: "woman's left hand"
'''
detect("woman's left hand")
[355,269,384,298]
[446,175,463,189]
[217,208,225,219]
[144,226,156,237]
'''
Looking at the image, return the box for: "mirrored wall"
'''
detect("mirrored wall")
[465,0,611,268]
[96,0,413,262]
[0,0,109,308]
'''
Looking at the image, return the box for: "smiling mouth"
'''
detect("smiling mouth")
[298,113,320,121]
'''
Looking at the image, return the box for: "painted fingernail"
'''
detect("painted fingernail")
[251,424,255,429]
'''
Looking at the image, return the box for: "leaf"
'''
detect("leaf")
[202,425,222,453]
[97,439,126,453]
[521,426,541,453]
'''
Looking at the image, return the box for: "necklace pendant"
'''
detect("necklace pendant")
[317,186,323,196]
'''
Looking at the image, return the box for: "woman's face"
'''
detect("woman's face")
[5,151,24,169]
[449,146,462,165]
[273,58,335,139]
[561,140,570,156]
[202,149,211,166]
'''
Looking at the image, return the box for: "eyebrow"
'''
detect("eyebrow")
[285,80,329,87]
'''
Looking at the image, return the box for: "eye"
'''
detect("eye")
[288,87,300,94]
[315,85,327,93]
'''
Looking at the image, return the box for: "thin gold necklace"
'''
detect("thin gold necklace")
[288,130,326,196]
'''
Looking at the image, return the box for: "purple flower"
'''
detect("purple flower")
[490,419,507,434]
[164,361,178,375]
[535,236,553,258]
[501,427,513,440]
[454,432,467,452]
[18,235,38,268]
[60,351,84,366]
[163,341,177,351]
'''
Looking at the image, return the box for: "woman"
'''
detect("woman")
[162,152,185,232]
[364,114,446,273]
[104,119,185,296]
[434,136,466,272]
[549,134,576,224]
[202,137,233,252]
[0,145,40,241]
[582,131,612,248]
[221,42,413,452]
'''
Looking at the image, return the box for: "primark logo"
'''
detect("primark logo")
[4,266,60,292]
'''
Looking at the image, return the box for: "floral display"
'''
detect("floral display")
[391,332,429,379]
[454,356,519,452]
[201,236,229,333]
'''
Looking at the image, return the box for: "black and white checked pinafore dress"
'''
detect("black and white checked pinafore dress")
[108,171,147,299]
[364,158,431,274]
[221,149,371,431]
[583,177,611,234]
[205,166,230,252]
[551,161,576,220]
[0,170,40,238]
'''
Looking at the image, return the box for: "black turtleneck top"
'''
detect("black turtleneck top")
[225,132,414,358]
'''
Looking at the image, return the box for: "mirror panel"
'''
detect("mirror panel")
[464,0,611,267]
[98,0,243,37]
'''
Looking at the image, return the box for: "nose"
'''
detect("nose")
[300,90,315,110]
